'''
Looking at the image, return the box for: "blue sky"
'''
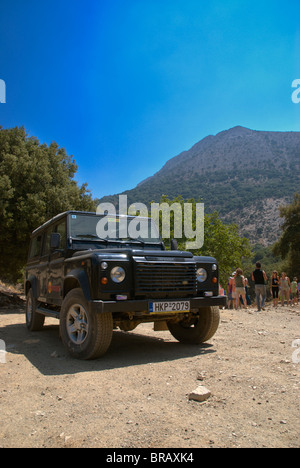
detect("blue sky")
[0,0,300,199]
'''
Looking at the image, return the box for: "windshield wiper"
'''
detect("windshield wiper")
[74,235,127,244]
[74,234,109,242]
[121,237,145,245]
[74,234,148,245]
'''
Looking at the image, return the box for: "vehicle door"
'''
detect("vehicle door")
[38,227,52,301]
[47,219,66,305]
[27,232,44,300]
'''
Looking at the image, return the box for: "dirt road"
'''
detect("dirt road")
[0,302,299,448]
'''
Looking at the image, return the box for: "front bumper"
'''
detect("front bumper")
[90,295,227,315]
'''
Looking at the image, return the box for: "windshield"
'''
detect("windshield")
[69,214,162,244]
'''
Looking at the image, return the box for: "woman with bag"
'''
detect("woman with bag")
[279,272,291,306]
[234,268,247,310]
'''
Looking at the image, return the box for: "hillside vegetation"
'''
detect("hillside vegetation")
[0,126,96,281]
[1,125,299,283]
[101,126,300,245]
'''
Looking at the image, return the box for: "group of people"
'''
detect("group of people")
[227,268,251,310]
[227,262,300,312]
[270,270,299,307]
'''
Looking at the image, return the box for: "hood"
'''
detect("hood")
[71,248,194,261]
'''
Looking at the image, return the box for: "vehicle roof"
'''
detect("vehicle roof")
[31,211,152,236]
[32,211,70,235]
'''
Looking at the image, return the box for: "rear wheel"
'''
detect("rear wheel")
[167,306,220,344]
[60,288,113,359]
[25,288,45,331]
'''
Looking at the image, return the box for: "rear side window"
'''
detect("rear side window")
[29,234,42,259]
[56,220,66,248]
[42,228,52,256]
[41,220,67,256]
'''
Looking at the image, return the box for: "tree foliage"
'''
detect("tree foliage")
[0,126,96,281]
[273,193,300,278]
[202,212,252,287]
[154,195,252,287]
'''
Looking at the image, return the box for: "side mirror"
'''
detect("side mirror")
[171,239,178,251]
[50,232,61,250]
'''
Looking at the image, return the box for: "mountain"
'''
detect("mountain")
[100,126,300,245]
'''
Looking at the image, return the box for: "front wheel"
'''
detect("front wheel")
[59,288,113,360]
[167,306,220,344]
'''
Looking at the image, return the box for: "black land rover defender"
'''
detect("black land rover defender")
[25,211,226,359]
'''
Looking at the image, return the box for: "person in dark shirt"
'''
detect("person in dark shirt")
[270,271,280,307]
[252,262,268,312]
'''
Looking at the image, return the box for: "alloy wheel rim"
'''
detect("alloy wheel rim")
[66,304,89,345]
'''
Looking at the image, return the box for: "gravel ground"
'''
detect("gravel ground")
[0,301,299,448]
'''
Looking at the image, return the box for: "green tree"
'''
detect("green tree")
[0,126,96,281]
[154,195,252,287]
[273,193,300,278]
[202,212,252,287]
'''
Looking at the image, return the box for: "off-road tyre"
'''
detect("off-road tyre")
[25,288,45,331]
[59,288,113,360]
[167,306,220,344]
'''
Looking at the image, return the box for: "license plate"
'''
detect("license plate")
[149,301,190,314]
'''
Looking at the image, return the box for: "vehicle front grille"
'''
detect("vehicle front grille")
[134,261,197,298]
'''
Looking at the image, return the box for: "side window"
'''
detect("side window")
[29,234,43,259]
[40,220,66,256]
[42,228,52,256]
[56,220,66,249]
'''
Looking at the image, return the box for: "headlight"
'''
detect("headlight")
[197,268,208,283]
[110,266,126,283]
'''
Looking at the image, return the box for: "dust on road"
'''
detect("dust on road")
[0,303,299,448]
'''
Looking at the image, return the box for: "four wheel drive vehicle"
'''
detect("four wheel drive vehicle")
[25,211,226,359]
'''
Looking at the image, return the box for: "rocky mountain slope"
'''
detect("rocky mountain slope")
[101,126,300,245]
